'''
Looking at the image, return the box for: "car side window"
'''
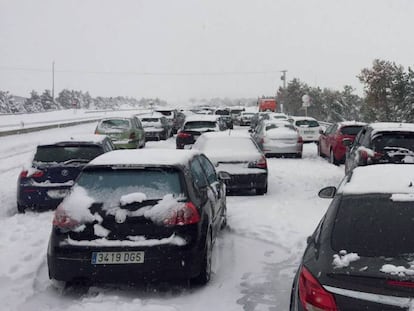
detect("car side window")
[190,157,208,188]
[135,118,143,130]
[324,124,335,135]
[198,155,218,184]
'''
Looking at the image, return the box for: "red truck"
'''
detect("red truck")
[257,98,277,112]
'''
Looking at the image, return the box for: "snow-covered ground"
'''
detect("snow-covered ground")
[0,117,344,311]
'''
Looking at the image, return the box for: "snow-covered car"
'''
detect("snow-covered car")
[252,120,303,158]
[239,112,256,126]
[176,115,224,149]
[192,131,268,195]
[47,149,228,286]
[290,164,414,311]
[95,117,146,149]
[290,116,321,143]
[344,122,414,174]
[17,135,115,213]
[136,112,172,141]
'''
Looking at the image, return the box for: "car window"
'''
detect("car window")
[295,119,320,127]
[198,155,217,184]
[34,145,104,163]
[99,119,131,130]
[184,121,217,130]
[331,194,414,257]
[190,157,208,188]
[372,132,414,152]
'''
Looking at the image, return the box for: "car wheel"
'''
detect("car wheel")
[191,230,212,285]
[17,203,25,213]
[329,149,339,166]
[295,153,302,159]
[256,184,268,195]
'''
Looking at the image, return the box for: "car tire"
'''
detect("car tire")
[256,184,268,195]
[17,203,25,213]
[191,230,212,285]
[295,153,302,159]
[329,149,339,166]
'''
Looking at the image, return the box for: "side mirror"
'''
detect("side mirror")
[318,186,337,198]
[342,138,352,147]
[218,171,231,181]
[319,128,324,135]
[306,236,314,245]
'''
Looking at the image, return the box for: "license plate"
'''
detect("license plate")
[47,189,69,199]
[91,251,145,264]
[304,130,314,134]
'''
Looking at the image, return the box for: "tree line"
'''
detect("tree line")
[0,89,167,114]
[276,59,414,123]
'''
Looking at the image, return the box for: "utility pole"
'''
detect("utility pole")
[52,61,55,103]
[280,70,287,113]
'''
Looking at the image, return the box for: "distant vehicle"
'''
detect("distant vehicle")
[257,97,277,112]
[214,108,233,129]
[252,120,303,158]
[239,112,256,126]
[228,107,246,124]
[95,117,145,149]
[290,116,321,143]
[290,164,414,311]
[193,132,268,195]
[47,149,228,286]
[155,108,184,134]
[176,115,224,149]
[344,122,414,174]
[17,135,115,213]
[136,112,172,141]
[318,121,365,165]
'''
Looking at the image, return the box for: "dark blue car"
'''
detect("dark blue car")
[17,135,114,213]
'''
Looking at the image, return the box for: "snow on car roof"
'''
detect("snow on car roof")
[184,115,220,123]
[340,164,414,195]
[39,134,109,146]
[88,149,200,167]
[369,122,414,134]
[290,116,317,121]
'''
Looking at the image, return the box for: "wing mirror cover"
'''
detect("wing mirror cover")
[318,186,337,198]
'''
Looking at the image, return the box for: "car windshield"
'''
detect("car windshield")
[34,145,103,163]
[295,120,319,127]
[184,121,217,130]
[99,119,131,130]
[372,132,414,152]
[76,168,184,206]
[340,125,364,135]
[331,195,414,257]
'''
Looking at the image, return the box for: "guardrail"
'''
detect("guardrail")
[0,118,101,137]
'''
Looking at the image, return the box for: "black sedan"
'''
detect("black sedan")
[290,164,414,311]
[192,132,268,195]
[17,135,114,213]
[47,149,228,286]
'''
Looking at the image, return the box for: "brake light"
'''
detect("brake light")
[20,169,44,178]
[129,132,136,140]
[177,132,191,139]
[298,136,304,144]
[164,202,200,226]
[249,156,267,169]
[387,280,414,288]
[52,205,79,230]
[298,266,338,311]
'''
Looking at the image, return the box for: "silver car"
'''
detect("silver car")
[252,120,303,158]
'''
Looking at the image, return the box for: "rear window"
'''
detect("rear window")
[34,145,104,163]
[141,118,160,123]
[295,120,319,128]
[372,132,414,152]
[184,121,217,130]
[99,119,131,130]
[156,111,173,117]
[265,124,295,131]
[215,109,230,115]
[340,125,363,136]
[76,168,184,205]
[331,195,414,257]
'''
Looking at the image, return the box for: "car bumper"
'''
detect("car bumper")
[17,186,70,211]
[113,141,137,149]
[223,172,267,191]
[263,143,302,156]
[47,241,204,284]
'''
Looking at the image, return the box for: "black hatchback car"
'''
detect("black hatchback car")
[344,122,414,175]
[47,149,228,286]
[290,164,414,311]
[17,135,114,213]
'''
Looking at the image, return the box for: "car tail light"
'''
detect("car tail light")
[19,169,44,178]
[52,205,79,230]
[164,202,200,226]
[298,136,304,144]
[298,266,338,311]
[129,132,136,140]
[177,132,191,139]
[387,280,414,288]
[249,156,267,169]
[360,150,382,160]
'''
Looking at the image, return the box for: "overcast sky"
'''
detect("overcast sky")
[1,0,414,102]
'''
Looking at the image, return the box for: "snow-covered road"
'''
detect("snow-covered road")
[0,123,344,311]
